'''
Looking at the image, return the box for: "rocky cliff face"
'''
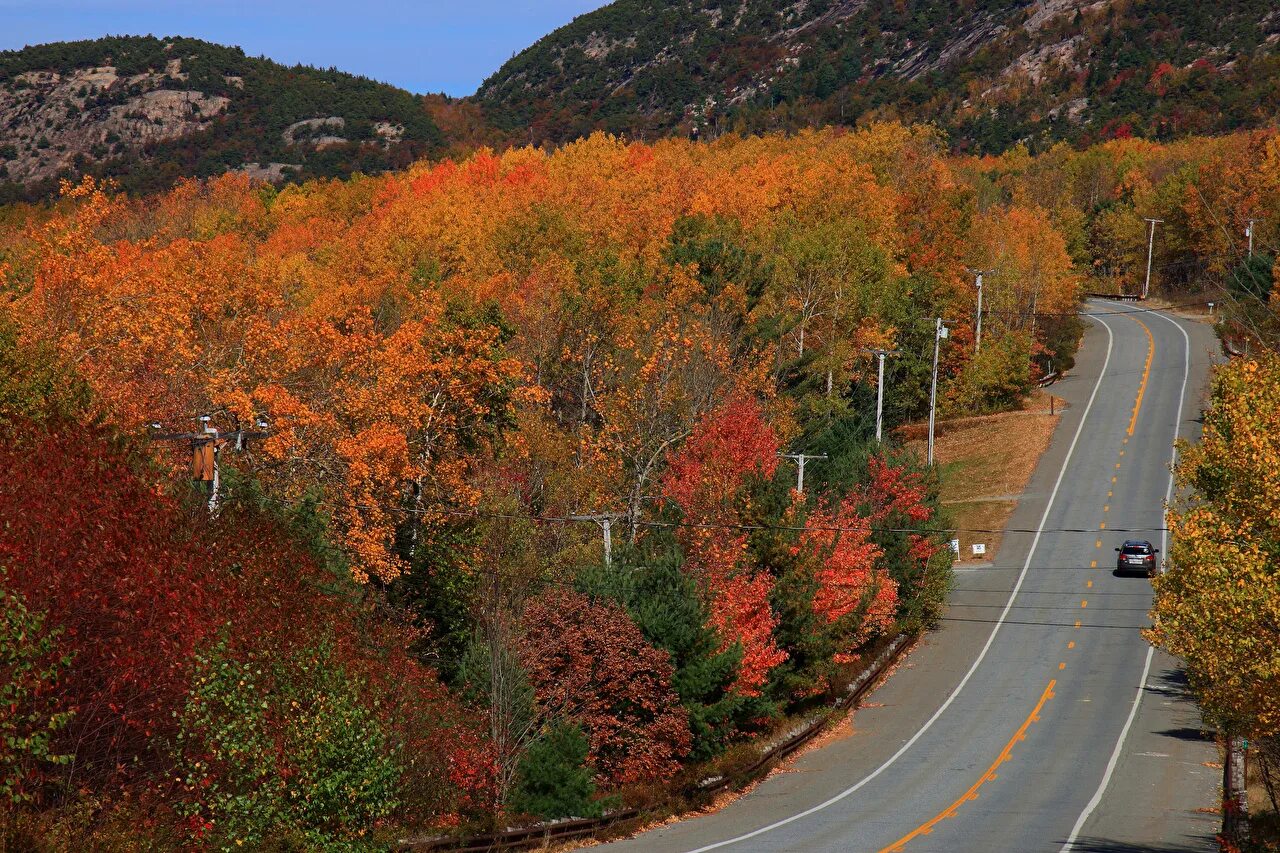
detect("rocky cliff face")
[0,36,444,199]
[476,0,1280,152]
[0,62,231,184]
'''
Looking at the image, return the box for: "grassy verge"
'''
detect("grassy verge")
[903,389,1062,564]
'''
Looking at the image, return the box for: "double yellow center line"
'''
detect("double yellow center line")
[879,311,1156,852]
[1128,317,1154,436]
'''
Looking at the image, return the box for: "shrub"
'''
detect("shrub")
[944,332,1035,416]
[176,638,402,851]
[507,722,601,821]
[518,589,691,787]
[0,572,73,805]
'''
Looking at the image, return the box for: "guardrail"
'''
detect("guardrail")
[1084,292,1143,301]
[405,632,916,852]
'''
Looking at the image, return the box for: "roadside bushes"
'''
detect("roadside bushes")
[944,331,1036,416]
[0,574,73,806]
[517,589,692,787]
[175,639,403,850]
[0,420,494,838]
[506,722,601,821]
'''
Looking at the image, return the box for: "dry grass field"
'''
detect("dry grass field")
[904,390,1062,564]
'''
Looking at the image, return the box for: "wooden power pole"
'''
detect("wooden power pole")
[150,415,268,511]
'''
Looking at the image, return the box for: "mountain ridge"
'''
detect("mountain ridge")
[476,0,1280,151]
[6,3,1280,199]
[0,35,446,200]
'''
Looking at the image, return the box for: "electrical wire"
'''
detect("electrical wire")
[238,488,1173,540]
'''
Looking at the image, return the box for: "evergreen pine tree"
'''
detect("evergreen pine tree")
[507,722,601,821]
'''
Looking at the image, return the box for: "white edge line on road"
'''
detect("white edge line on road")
[682,311,1117,853]
[1060,306,1192,851]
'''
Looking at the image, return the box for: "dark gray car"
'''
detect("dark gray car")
[1115,539,1160,576]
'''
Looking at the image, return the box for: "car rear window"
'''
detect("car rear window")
[1122,545,1151,555]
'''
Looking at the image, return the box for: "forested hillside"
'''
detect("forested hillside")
[0,122,1094,845]
[0,36,444,200]
[479,0,1280,152]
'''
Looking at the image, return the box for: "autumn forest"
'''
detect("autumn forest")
[2,119,1280,848]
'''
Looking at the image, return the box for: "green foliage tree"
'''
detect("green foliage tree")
[944,331,1036,416]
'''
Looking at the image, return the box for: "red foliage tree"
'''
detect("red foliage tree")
[858,454,944,589]
[860,455,933,527]
[0,424,230,787]
[517,590,691,787]
[661,398,787,695]
[798,497,896,662]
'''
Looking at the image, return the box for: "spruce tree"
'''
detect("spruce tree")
[508,722,601,821]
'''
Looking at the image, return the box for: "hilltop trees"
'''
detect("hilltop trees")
[0,123,1030,839]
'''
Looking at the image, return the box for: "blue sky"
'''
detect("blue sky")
[0,1,609,95]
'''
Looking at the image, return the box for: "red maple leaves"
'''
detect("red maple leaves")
[662,397,787,695]
[518,589,691,786]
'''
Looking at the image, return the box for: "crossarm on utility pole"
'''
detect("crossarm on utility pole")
[568,513,626,568]
[779,452,827,494]
[149,418,269,512]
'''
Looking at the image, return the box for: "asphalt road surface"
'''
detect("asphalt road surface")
[602,303,1222,853]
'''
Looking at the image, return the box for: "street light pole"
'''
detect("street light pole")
[861,347,900,442]
[927,318,949,466]
[1142,218,1163,299]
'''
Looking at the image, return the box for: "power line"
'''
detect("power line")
[240,489,1172,539]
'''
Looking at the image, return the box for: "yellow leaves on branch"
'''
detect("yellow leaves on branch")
[1149,354,1280,736]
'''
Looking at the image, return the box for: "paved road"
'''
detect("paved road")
[602,303,1222,853]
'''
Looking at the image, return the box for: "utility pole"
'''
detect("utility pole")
[1142,218,1163,299]
[927,318,950,466]
[861,348,900,442]
[569,513,625,568]
[150,415,268,512]
[967,268,994,353]
[779,451,827,495]
[1246,218,1259,259]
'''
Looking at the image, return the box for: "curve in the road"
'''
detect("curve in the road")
[681,315,1119,853]
[1058,306,1192,852]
